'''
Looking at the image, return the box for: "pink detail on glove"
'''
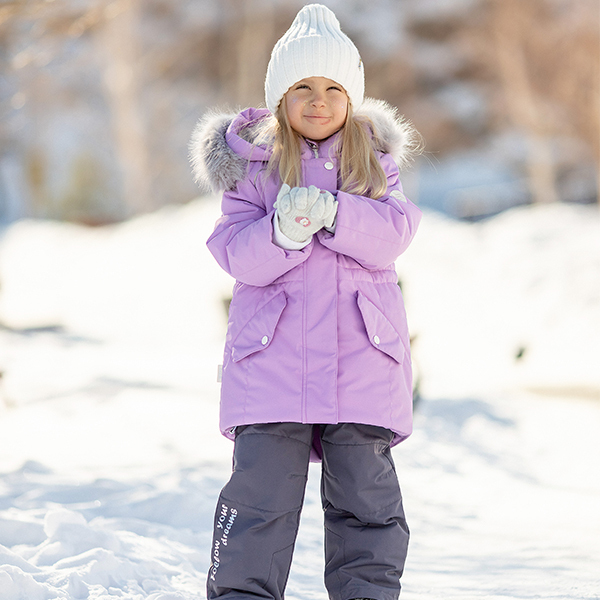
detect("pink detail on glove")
[295,216,312,227]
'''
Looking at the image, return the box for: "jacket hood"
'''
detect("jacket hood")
[189,98,421,193]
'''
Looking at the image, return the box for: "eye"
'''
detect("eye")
[328,86,343,92]
[295,84,310,90]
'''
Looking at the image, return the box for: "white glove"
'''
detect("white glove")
[274,184,338,243]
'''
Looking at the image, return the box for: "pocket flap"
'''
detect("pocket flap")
[231,291,287,362]
[357,291,405,364]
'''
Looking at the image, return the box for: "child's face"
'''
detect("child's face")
[284,77,348,141]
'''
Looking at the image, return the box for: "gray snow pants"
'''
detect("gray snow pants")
[206,422,409,600]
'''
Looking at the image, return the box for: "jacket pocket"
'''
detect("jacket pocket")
[356,291,406,364]
[231,291,287,363]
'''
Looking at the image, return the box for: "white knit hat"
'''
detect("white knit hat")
[265,4,365,114]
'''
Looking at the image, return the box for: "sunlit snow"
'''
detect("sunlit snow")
[1,198,599,599]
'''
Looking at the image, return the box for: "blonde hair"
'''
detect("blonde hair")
[265,102,389,200]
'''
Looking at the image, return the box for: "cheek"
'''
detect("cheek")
[285,97,296,120]
[287,96,303,114]
[335,100,348,118]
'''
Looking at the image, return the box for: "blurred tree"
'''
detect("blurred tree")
[487,0,599,205]
[404,0,599,208]
[490,0,559,204]
[234,0,276,107]
[0,0,131,221]
[97,0,153,216]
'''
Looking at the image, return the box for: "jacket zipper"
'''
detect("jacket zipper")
[306,140,319,158]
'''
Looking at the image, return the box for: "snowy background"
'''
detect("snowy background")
[1,196,599,600]
[1,0,599,597]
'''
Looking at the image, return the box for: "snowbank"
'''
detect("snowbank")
[397,202,600,397]
[2,198,597,399]
[0,199,598,599]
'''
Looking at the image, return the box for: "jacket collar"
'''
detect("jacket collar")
[300,132,342,160]
[190,98,420,192]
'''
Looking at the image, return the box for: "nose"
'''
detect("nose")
[310,91,326,107]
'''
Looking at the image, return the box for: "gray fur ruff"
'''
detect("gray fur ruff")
[189,98,421,193]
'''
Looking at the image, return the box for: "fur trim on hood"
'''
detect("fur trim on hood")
[189,98,421,193]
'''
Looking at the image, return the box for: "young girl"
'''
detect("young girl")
[190,5,422,600]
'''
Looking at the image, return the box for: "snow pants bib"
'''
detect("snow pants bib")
[206,422,409,600]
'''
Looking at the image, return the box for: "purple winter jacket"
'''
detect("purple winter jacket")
[191,99,422,459]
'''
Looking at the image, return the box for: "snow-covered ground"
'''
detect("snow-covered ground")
[0,198,599,600]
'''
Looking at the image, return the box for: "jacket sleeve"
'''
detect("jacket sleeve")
[317,153,422,270]
[206,173,313,287]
